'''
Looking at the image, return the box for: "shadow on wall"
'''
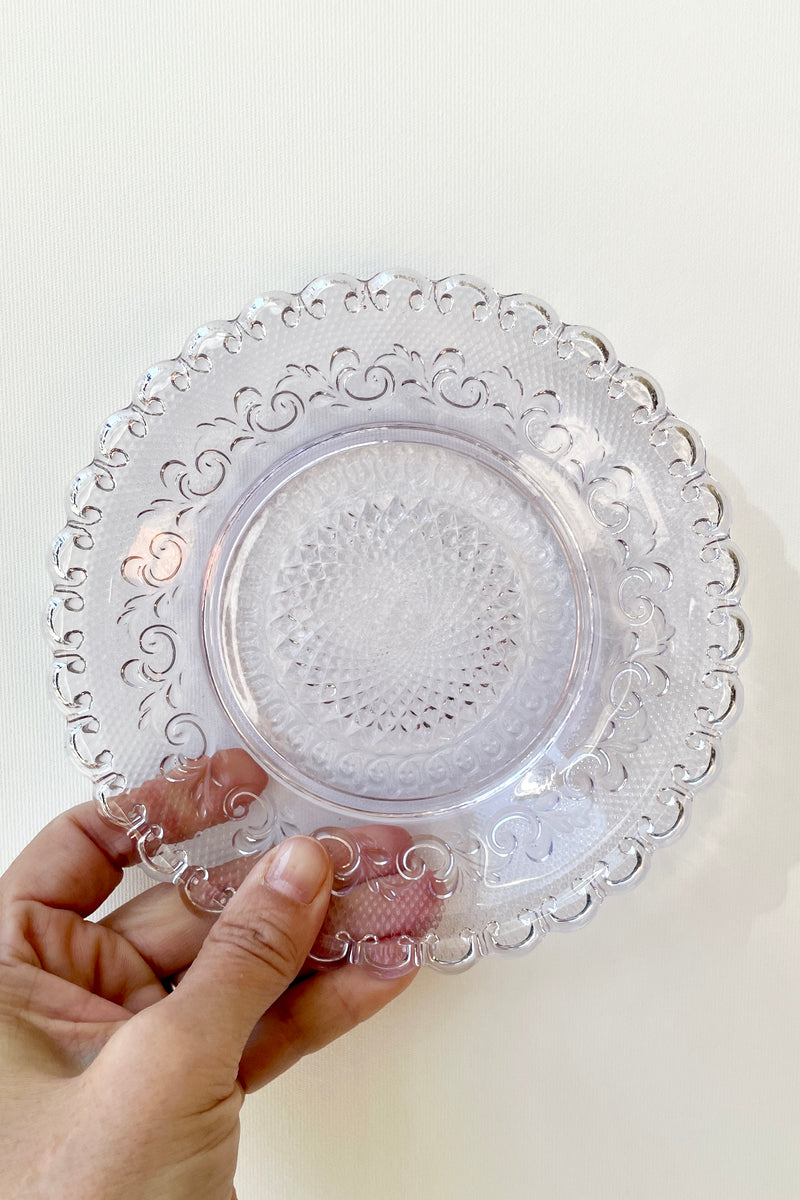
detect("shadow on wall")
[690,459,800,926]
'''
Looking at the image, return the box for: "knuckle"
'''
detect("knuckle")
[213,914,302,980]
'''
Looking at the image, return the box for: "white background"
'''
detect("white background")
[2,3,798,1197]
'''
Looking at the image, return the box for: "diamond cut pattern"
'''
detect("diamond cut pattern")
[271,494,523,748]
[224,440,578,799]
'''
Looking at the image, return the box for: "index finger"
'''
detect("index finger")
[0,748,267,916]
[0,800,138,916]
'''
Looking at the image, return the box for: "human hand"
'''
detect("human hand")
[0,752,431,1199]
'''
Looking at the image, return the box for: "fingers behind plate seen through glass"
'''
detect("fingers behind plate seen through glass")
[105,750,443,978]
[183,822,444,979]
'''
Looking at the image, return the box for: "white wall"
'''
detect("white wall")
[1,3,798,1197]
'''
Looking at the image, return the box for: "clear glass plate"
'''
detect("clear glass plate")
[47,272,747,974]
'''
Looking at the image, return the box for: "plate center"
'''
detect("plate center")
[204,434,583,808]
[271,488,524,751]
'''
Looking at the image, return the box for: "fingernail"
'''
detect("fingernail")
[265,837,329,904]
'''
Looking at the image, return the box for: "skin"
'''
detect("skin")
[0,799,419,1199]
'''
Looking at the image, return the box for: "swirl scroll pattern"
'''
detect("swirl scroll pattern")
[46,272,746,971]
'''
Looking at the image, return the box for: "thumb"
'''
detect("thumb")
[155,837,332,1081]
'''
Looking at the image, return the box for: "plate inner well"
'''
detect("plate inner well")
[205,434,582,808]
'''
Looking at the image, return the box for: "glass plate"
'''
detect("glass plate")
[47,272,747,975]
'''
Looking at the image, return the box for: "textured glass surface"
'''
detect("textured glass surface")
[207,437,580,808]
[47,272,747,974]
